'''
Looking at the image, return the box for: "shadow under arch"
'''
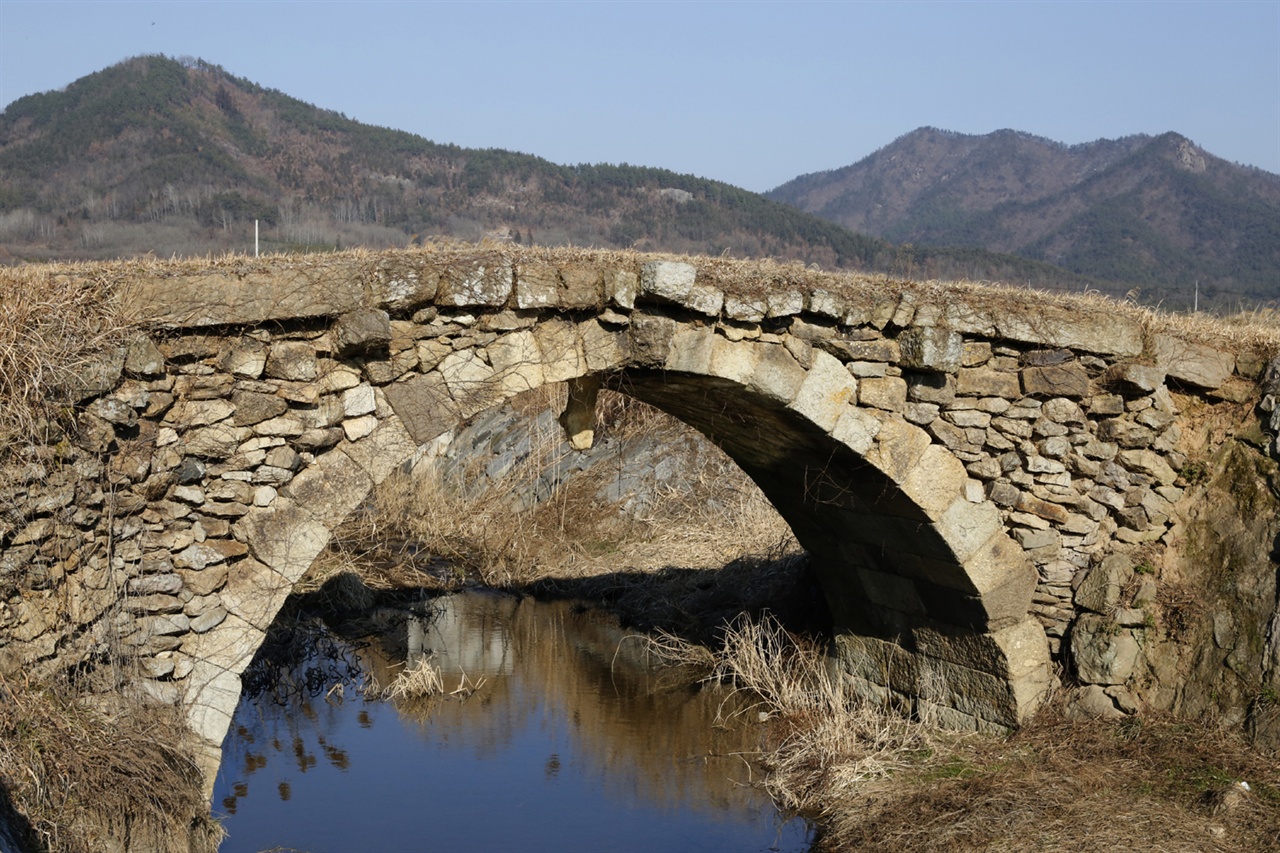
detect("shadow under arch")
[180,322,1054,792]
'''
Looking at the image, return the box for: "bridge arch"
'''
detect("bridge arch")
[172,280,1054,780]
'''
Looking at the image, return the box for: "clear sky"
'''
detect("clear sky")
[1,0,1277,192]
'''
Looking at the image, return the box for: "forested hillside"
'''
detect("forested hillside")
[768,127,1280,309]
[0,56,1097,295]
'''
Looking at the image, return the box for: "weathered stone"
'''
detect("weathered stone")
[124,334,166,377]
[1022,363,1090,398]
[859,376,908,412]
[1105,363,1165,395]
[899,326,963,374]
[723,293,767,323]
[1076,554,1134,613]
[747,344,806,402]
[265,342,318,382]
[957,367,1021,398]
[790,350,858,431]
[907,372,956,405]
[334,309,392,356]
[1118,449,1177,486]
[1154,334,1234,390]
[437,261,513,307]
[184,424,251,459]
[166,399,235,427]
[766,290,805,318]
[219,343,267,379]
[1071,614,1142,685]
[231,391,288,426]
[638,260,696,304]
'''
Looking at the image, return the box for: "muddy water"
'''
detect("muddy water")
[213,591,813,852]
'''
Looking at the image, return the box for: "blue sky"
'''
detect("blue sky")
[1,1,1276,191]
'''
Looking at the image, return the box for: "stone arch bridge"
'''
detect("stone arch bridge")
[2,247,1276,786]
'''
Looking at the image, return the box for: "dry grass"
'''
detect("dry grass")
[377,657,446,701]
[0,263,140,460]
[0,672,222,853]
[642,614,1280,853]
[645,614,936,814]
[819,709,1280,853]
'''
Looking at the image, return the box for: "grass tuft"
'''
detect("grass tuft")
[0,672,222,853]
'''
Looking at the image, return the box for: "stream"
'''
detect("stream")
[212,590,814,853]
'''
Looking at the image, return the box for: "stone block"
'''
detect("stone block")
[830,406,882,455]
[265,341,317,382]
[341,384,378,418]
[791,350,858,431]
[535,319,588,384]
[579,320,629,373]
[859,376,908,412]
[1075,554,1134,613]
[238,503,330,585]
[439,349,497,406]
[124,334,166,377]
[723,293,767,323]
[628,313,677,367]
[338,416,417,484]
[1117,449,1177,486]
[899,326,963,373]
[746,344,806,402]
[864,416,932,484]
[604,269,638,309]
[898,444,970,519]
[957,366,1021,398]
[487,330,546,395]
[639,260,696,304]
[122,266,366,327]
[1104,363,1166,395]
[1071,613,1142,685]
[1021,363,1090,398]
[334,309,392,356]
[515,261,604,310]
[766,290,805,318]
[1154,334,1234,390]
[437,260,513,307]
[231,391,288,426]
[664,326,717,375]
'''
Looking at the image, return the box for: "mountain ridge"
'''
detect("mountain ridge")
[5,56,1261,307]
[767,127,1280,308]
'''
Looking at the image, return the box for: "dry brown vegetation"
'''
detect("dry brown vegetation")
[0,673,222,853]
[644,616,1280,853]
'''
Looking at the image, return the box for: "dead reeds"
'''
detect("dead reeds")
[0,673,222,853]
[0,263,139,461]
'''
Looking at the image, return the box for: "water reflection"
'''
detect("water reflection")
[215,591,812,853]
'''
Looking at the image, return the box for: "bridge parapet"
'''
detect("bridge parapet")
[3,247,1278,786]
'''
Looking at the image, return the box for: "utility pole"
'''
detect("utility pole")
[1194,280,1199,313]
[255,220,259,258]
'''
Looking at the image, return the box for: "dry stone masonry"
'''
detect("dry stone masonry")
[1,249,1276,788]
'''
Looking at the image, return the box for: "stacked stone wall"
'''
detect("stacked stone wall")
[0,251,1274,765]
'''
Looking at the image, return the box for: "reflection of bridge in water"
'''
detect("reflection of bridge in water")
[216,591,811,850]
[406,593,514,679]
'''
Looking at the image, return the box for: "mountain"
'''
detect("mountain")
[767,127,1280,310]
[0,56,1097,293]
